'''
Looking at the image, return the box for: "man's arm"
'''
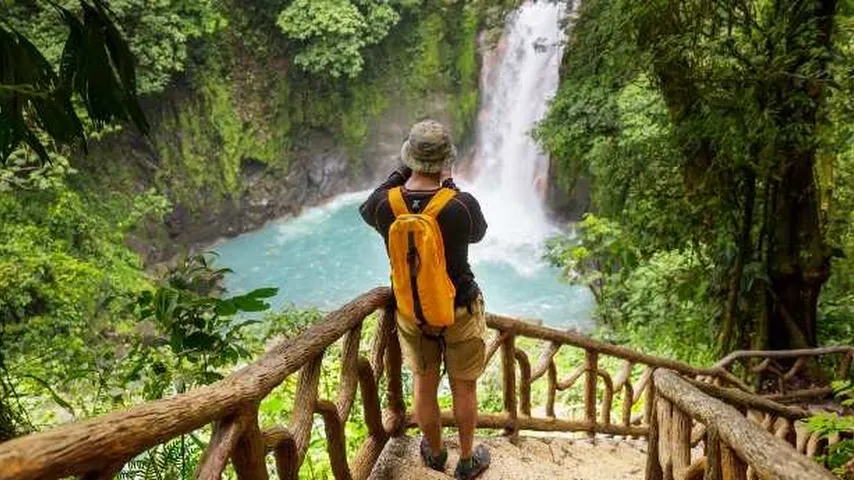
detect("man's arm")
[457,192,487,243]
[359,165,412,228]
[468,197,487,243]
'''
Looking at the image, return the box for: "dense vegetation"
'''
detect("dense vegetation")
[541,0,854,365]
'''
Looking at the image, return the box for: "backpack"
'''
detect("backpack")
[387,186,457,328]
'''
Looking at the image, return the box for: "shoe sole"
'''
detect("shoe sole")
[456,464,488,480]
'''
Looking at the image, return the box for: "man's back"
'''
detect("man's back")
[359,172,487,307]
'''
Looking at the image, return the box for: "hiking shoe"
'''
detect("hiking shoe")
[419,437,447,472]
[455,444,490,480]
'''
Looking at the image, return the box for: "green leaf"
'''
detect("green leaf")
[214,299,238,316]
[232,296,269,312]
[247,287,278,299]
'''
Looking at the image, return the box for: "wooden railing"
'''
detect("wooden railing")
[0,288,398,480]
[714,346,854,403]
[427,314,751,438]
[0,288,846,480]
[648,370,836,480]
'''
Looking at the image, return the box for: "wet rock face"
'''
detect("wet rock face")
[144,91,456,265]
[154,134,354,263]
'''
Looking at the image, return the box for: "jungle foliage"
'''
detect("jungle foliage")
[541,0,854,363]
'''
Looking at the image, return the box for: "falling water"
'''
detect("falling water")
[466,1,567,275]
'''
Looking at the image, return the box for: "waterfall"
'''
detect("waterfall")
[467,1,567,275]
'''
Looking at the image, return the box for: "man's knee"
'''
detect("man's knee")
[414,369,441,396]
[449,378,477,398]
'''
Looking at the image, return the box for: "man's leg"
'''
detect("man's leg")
[450,378,477,459]
[414,366,443,454]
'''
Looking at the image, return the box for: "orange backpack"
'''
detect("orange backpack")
[387,186,457,328]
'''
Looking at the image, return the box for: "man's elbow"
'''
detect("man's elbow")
[358,202,373,226]
[470,225,487,243]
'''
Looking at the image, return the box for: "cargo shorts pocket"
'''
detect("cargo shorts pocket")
[444,336,486,381]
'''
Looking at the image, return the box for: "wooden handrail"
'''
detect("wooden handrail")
[714,346,854,369]
[683,377,809,421]
[714,346,853,402]
[650,370,835,480]
[486,314,749,389]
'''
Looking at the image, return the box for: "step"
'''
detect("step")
[369,434,648,479]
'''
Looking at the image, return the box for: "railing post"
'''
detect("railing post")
[657,397,673,480]
[384,306,406,436]
[277,356,323,480]
[196,412,249,480]
[269,429,297,480]
[546,361,557,418]
[316,401,352,480]
[350,359,388,480]
[336,324,362,421]
[671,406,692,479]
[838,351,852,380]
[502,332,518,437]
[720,442,747,480]
[645,372,663,480]
[705,428,723,480]
[515,350,532,417]
[584,349,598,438]
[232,407,269,480]
[623,381,635,429]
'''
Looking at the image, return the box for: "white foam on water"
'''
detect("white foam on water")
[272,191,371,244]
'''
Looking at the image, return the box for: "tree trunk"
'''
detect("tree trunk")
[766,155,830,349]
[764,0,836,350]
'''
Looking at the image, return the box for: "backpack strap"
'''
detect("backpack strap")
[388,187,409,218]
[421,188,457,217]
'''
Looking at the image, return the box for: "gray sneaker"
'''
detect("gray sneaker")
[419,437,447,472]
[455,444,490,480]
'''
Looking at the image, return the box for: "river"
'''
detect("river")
[215,1,594,330]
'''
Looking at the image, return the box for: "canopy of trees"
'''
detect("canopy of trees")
[541,0,854,361]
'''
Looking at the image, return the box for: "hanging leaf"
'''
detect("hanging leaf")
[214,299,238,316]
[0,0,149,166]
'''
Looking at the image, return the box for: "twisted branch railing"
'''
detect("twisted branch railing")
[0,288,397,480]
[417,313,751,440]
[0,288,847,480]
[648,370,837,480]
[714,346,854,403]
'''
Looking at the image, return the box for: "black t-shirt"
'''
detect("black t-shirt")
[359,167,488,307]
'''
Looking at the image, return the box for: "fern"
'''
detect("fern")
[119,435,204,480]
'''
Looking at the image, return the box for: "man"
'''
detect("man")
[359,120,490,479]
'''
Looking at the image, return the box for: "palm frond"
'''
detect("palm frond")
[0,0,149,166]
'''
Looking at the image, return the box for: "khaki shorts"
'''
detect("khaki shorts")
[396,294,487,381]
